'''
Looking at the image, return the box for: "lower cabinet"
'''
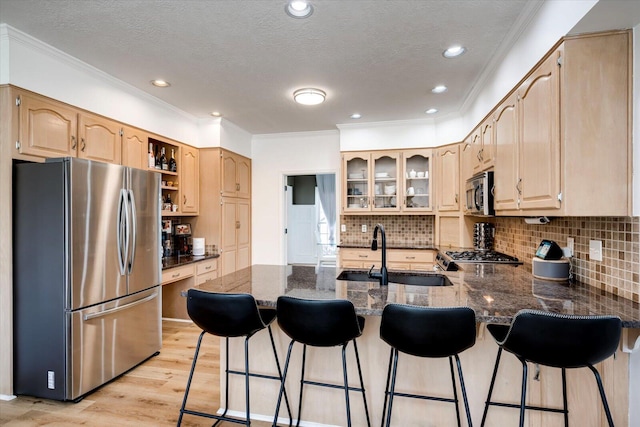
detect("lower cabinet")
[161,258,218,320]
[339,248,435,271]
[220,198,251,276]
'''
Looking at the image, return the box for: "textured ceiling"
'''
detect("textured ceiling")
[0,0,632,135]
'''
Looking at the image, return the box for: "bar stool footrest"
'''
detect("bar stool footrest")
[303,379,365,393]
[486,401,567,414]
[227,369,283,382]
[389,390,457,404]
[180,408,250,425]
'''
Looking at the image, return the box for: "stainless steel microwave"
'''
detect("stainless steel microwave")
[465,171,495,216]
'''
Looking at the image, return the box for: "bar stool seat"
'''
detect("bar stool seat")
[177,290,291,426]
[480,309,622,427]
[380,304,476,427]
[273,296,371,427]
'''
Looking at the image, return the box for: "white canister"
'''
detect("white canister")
[192,237,205,256]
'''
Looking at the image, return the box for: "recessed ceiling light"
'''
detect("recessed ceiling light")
[443,45,466,58]
[350,113,362,119]
[432,85,447,94]
[285,1,314,18]
[425,108,438,114]
[150,79,171,87]
[293,88,326,105]
[210,111,221,117]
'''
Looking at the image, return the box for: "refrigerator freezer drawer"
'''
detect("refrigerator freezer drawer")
[67,287,161,400]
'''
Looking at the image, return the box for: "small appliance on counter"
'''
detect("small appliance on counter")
[174,223,193,256]
[473,222,495,250]
[532,239,571,281]
[465,171,494,216]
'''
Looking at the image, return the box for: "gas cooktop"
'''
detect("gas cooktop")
[445,250,522,264]
[435,250,522,271]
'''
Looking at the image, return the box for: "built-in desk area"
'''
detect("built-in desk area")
[188,264,639,427]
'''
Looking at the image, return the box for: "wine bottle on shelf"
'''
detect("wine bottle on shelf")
[165,192,172,204]
[160,147,168,171]
[154,145,161,169]
[148,143,155,169]
[169,148,177,172]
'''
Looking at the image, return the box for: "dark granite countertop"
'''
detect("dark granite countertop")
[162,253,219,270]
[190,264,640,327]
[338,244,438,250]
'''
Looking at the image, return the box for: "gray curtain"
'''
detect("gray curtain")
[316,174,336,244]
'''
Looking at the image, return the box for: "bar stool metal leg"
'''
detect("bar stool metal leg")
[519,359,528,427]
[562,367,569,427]
[454,354,473,427]
[273,340,295,427]
[480,347,503,427]
[352,340,372,427]
[177,331,206,426]
[384,348,400,427]
[448,356,462,427]
[341,343,353,427]
[267,326,292,423]
[380,349,394,427]
[295,344,307,427]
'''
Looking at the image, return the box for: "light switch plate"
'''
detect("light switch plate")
[566,237,574,257]
[361,224,367,233]
[341,224,346,232]
[589,240,603,261]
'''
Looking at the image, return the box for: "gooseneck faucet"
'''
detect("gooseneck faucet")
[368,223,388,286]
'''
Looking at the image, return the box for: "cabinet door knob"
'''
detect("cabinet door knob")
[236,221,241,229]
[81,138,86,152]
[236,183,240,191]
[71,135,77,150]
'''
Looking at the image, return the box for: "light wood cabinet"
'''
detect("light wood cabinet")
[494,31,631,216]
[220,197,251,276]
[161,264,195,286]
[435,144,460,212]
[493,92,519,211]
[195,258,218,285]
[401,149,433,212]
[16,90,78,158]
[180,144,199,214]
[121,126,150,170]
[221,150,251,199]
[77,112,122,164]
[339,248,435,271]
[195,148,252,276]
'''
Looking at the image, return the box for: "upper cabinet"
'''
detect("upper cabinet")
[494,31,631,216]
[180,144,199,214]
[435,144,460,212]
[121,126,150,170]
[15,90,122,163]
[78,112,122,164]
[342,149,432,214]
[221,150,251,199]
[16,90,78,158]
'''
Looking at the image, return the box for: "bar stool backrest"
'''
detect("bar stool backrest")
[498,310,622,368]
[276,296,363,347]
[186,289,266,338]
[380,304,476,357]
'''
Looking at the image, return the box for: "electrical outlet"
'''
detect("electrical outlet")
[341,224,346,232]
[589,240,603,261]
[566,237,574,257]
[361,224,367,233]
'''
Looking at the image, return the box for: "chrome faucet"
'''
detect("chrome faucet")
[368,223,388,286]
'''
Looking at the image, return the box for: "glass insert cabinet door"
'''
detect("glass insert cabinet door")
[402,149,432,211]
[343,152,371,211]
[372,152,400,212]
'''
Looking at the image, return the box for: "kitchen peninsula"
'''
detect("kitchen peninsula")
[191,264,639,427]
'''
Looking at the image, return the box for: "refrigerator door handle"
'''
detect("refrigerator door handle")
[82,291,158,321]
[116,188,128,276]
[127,189,137,274]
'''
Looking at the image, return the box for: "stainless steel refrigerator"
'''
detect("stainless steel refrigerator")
[13,157,162,401]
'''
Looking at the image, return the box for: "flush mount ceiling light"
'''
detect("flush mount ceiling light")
[432,85,448,94]
[350,113,362,119]
[425,108,438,114]
[285,0,314,18]
[150,79,171,87]
[293,88,326,105]
[210,111,221,117]
[443,45,466,58]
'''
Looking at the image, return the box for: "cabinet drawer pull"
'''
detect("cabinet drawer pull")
[358,255,368,258]
[405,256,415,260]
[183,195,187,204]
[205,265,212,270]
[71,135,77,150]
[236,221,241,229]
[81,137,86,152]
[236,183,240,191]
[172,273,180,278]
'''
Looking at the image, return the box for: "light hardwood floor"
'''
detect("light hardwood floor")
[0,320,273,426]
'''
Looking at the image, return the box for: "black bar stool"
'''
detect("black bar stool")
[480,309,622,427]
[379,304,476,427]
[273,296,371,427]
[177,289,292,426]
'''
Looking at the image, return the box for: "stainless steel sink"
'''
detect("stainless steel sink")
[336,270,453,286]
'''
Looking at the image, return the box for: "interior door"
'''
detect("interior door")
[287,192,318,265]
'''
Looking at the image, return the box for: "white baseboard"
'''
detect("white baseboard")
[0,394,16,401]
[219,409,340,427]
[161,317,193,323]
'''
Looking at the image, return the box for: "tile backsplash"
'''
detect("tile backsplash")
[340,215,639,303]
[493,216,639,303]
[340,215,435,247]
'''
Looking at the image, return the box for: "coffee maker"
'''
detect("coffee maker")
[161,220,173,258]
